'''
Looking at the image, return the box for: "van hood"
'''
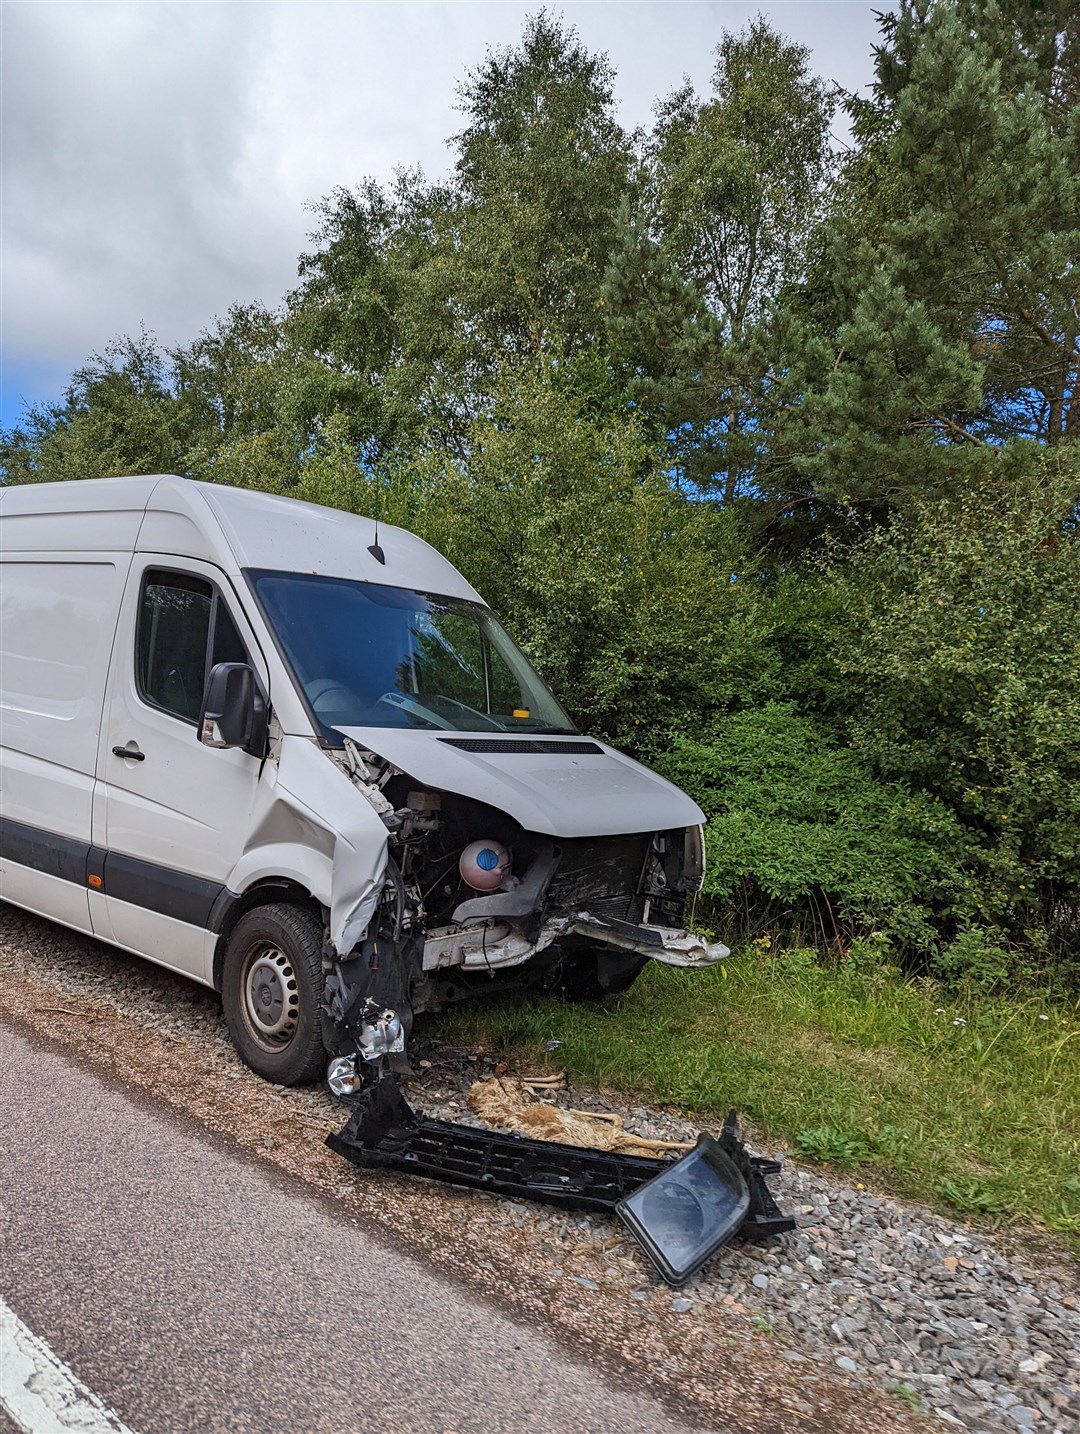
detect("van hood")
[334,727,704,838]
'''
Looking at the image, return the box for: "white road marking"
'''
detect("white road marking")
[0,1296,140,1434]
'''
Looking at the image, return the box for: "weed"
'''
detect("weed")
[886,1382,922,1413]
[751,1313,778,1336]
[935,1178,1007,1216]
[794,1126,877,1166]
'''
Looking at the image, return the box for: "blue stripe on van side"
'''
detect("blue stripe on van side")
[0,815,227,931]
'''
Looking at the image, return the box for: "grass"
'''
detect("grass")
[429,942,1080,1245]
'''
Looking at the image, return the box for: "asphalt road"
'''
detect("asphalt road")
[0,1024,715,1434]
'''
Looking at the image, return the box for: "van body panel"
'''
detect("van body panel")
[335,726,705,838]
[94,901,219,985]
[0,556,129,778]
[0,476,156,552]
[267,734,390,954]
[0,553,133,933]
[135,507,223,567]
[0,812,94,933]
[193,483,483,600]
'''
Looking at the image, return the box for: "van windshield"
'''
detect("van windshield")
[249,571,577,736]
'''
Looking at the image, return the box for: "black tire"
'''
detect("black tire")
[222,903,326,1085]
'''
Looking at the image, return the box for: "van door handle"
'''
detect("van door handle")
[112,744,146,761]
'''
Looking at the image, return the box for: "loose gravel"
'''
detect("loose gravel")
[2,903,1077,1434]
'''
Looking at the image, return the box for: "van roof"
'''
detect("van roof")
[0,475,484,603]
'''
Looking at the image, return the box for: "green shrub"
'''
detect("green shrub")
[656,703,974,950]
[934,926,1013,992]
[836,452,1080,970]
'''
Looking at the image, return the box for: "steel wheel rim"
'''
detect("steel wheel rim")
[241,943,300,1051]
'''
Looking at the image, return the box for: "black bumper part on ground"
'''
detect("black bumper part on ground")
[327,1082,795,1285]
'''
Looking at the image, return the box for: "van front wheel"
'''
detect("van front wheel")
[222,904,326,1085]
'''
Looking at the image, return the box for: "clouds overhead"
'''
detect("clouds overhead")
[0,1,883,427]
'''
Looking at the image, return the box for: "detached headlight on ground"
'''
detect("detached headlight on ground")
[616,1134,750,1286]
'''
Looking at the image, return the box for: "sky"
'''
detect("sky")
[0,1,885,433]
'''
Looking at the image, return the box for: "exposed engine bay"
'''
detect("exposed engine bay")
[319,736,726,1093]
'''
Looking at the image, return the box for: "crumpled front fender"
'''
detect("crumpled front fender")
[228,736,389,954]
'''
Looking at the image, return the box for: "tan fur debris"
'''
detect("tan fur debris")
[467,1076,693,1157]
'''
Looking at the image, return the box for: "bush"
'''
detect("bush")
[836,450,1080,970]
[655,703,974,950]
[933,925,1024,993]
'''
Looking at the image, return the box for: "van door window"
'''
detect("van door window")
[137,569,245,724]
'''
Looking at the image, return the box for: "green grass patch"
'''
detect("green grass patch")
[428,945,1080,1244]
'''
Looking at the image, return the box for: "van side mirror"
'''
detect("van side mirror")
[199,663,267,756]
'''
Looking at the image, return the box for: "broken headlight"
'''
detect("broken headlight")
[683,824,705,891]
[616,1133,749,1286]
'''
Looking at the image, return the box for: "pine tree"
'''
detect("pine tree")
[773,0,1080,509]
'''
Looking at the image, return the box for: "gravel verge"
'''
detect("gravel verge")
[1,903,1076,1433]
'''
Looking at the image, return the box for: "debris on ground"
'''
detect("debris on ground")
[467,1074,694,1155]
[328,1071,793,1285]
[2,905,1078,1433]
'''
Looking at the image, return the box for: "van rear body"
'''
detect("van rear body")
[0,476,725,1085]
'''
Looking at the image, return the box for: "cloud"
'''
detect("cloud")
[0,1,883,425]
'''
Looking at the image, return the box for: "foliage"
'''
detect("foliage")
[452,11,632,359]
[602,21,835,504]
[1,333,187,483]
[886,1383,922,1414]
[837,450,1080,960]
[655,703,975,951]
[794,1125,878,1166]
[771,0,1080,508]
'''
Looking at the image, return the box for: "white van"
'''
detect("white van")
[0,476,725,1087]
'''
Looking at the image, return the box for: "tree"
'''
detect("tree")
[770,0,1080,511]
[175,301,303,489]
[0,332,185,484]
[453,10,632,359]
[603,20,835,505]
[290,171,471,463]
[287,13,633,473]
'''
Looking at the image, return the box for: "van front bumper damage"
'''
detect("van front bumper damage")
[327,1080,794,1286]
[319,746,730,1081]
[316,744,790,1278]
[420,913,728,974]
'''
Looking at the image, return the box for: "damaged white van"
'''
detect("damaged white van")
[0,476,726,1088]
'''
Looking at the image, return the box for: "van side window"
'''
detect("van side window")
[137,570,246,724]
